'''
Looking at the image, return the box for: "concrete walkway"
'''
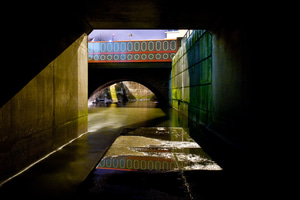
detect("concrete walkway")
[0,124,120,199]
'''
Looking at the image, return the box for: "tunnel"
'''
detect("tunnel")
[88,65,171,106]
[0,2,272,200]
[88,81,158,105]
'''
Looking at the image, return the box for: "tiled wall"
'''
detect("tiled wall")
[88,39,177,63]
[169,30,212,125]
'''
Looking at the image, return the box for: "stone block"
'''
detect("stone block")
[199,85,210,110]
[188,106,199,123]
[176,73,182,88]
[170,31,212,126]
[182,70,190,87]
[194,40,200,64]
[180,101,189,116]
[189,86,200,107]
[172,88,177,100]
[182,54,188,71]
[182,87,190,103]
[189,64,201,86]
[200,33,212,60]
[199,110,208,125]
[200,57,212,85]
[172,100,179,110]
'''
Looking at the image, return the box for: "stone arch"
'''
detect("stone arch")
[88,79,164,105]
[88,67,171,106]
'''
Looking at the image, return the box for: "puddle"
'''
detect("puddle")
[95,127,222,172]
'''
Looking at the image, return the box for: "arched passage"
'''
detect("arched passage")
[89,80,158,105]
[88,67,171,106]
[88,79,164,105]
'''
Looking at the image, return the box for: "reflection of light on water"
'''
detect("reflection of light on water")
[96,127,223,172]
[155,141,201,149]
[175,153,222,171]
[183,163,222,171]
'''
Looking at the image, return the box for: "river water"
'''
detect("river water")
[85,101,223,199]
[88,101,189,133]
[0,101,235,200]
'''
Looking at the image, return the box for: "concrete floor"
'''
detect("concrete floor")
[0,102,253,199]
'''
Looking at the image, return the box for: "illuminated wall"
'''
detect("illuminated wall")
[0,34,88,181]
[88,39,177,63]
[169,30,212,125]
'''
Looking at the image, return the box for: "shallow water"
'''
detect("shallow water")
[0,101,236,200]
[85,102,223,199]
[95,127,222,173]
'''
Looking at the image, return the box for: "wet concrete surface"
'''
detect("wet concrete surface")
[80,127,223,200]
[97,128,222,172]
[0,102,253,199]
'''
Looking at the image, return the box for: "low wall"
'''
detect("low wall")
[0,34,88,182]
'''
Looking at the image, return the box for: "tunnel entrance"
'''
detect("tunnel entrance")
[86,29,223,199]
[88,29,182,107]
[89,81,158,107]
[0,6,261,199]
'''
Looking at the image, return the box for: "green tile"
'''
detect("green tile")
[199,110,208,124]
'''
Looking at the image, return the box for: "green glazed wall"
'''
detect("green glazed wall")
[169,30,212,125]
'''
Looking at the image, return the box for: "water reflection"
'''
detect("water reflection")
[88,101,169,132]
[95,127,222,173]
[90,100,160,108]
[86,104,223,199]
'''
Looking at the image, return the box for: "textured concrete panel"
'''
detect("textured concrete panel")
[0,61,54,180]
[0,34,88,182]
[53,33,88,148]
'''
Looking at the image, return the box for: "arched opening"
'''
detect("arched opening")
[89,80,159,107]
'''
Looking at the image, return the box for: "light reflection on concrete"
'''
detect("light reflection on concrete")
[96,127,222,172]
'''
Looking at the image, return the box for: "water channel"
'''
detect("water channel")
[84,101,224,199]
[88,101,188,132]
[0,101,231,200]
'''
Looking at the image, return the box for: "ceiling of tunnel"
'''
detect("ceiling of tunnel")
[1,0,251,108]
[81,0,227,30]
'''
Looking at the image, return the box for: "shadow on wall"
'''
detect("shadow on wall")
[0,34,88,183]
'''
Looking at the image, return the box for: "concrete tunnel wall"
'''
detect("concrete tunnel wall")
[169,30,212,125]
[0,34,88,181]
[170,24,254,152]
[0,4,265,182]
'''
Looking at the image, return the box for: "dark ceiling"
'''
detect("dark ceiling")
[0,1,254,107]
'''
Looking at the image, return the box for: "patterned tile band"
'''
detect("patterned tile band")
[96,156,177,171]
[88,39,178,63]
